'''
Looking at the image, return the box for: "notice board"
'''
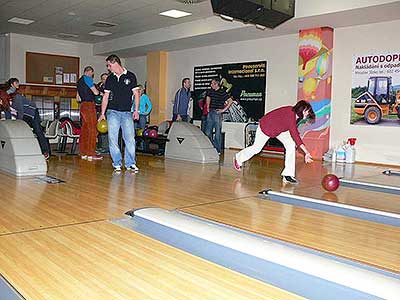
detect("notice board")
[26,52,79,86]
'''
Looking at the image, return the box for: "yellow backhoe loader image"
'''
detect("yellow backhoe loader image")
[352,76,400,124]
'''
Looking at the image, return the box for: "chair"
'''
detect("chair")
[40,120,51,131]
[44,120,60,155]
[57,121,68,153]
[64,121,80,155]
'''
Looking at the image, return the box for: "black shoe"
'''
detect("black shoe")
[283,176,298,184]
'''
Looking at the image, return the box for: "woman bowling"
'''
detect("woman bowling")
[234,100,316,184]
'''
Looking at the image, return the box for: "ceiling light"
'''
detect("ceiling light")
[92,21,118,28]
[255,24,266,30]
[159,9,192,18]
[56,33,79,38]
[220,14,233,21]
[8,17,35,25]
[176,0,207,3]
[89,31,112,36]
[68,12,76,16]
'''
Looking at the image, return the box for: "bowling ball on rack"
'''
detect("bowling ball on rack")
[95,95,103,105]
[136,128,144,136]
[321,174,340,192]
[148,129,158,138]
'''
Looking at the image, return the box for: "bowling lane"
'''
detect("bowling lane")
[293,180,400,215]
[0,221,303,300]
[361,171,400,187]
[181,197,400,274]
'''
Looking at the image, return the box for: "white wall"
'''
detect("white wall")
[125,55,147,86]
[112,35,300,118]
[166,34,299,148]
[163,20,400,164]
[0,34,10,84]
[0,34,6,83]
[331,19,400,165]
[8,33,109,84]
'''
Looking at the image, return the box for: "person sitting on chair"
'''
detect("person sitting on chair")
[5,78,50,160]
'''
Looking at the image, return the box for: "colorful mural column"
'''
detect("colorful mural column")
[297,27,333,159]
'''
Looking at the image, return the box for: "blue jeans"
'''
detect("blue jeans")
[134,114,147,130]
[107,110,136,168]
[205,110,222,153]
[201,115,207,133]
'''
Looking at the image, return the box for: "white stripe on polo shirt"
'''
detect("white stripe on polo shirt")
[113,68,128,81]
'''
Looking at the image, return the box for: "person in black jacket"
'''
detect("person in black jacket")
[5,78,50,159]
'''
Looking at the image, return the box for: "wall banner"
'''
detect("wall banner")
[297,27,333,159]
[193,61,266,122]
[351,52,400,126]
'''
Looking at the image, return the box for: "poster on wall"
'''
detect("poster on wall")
[351,52,400,126]
[296,27,333,159]
[193,61,266,122]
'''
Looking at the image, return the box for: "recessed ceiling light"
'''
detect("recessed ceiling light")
[255,24,266,30]
[56,33,79,38]
[177,0,207,3]
[220,14,233,21]
[92,21,118,28]
[159,9,192,18]
[8,17,35,25]
[89,31,112,36]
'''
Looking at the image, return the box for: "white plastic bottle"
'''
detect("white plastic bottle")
[345,141,356,163]
[336,144,346,163]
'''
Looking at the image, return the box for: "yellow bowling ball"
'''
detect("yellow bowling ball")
[136,128,144,136]
[97,119,108,133]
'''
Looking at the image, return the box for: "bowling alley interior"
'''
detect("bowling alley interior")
[0,1,399,299]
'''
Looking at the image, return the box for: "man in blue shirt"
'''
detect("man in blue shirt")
[132,85,152,129]
[172,78,192,122]
[77,66,101,160]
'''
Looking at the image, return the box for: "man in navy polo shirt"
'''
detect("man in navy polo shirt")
[205,78,233,154]
[98,54,140,172]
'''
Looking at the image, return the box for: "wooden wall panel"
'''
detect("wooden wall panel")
[146,51,168,125]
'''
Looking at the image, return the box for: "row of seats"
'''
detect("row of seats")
[41,120,80,154]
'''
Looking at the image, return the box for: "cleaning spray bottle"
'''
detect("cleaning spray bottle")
[345,138,356,163]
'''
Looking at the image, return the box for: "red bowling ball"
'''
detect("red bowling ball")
[321,174,340,192]
[148,129,158,138]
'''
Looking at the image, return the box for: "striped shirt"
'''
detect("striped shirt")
[207,88,230,110]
